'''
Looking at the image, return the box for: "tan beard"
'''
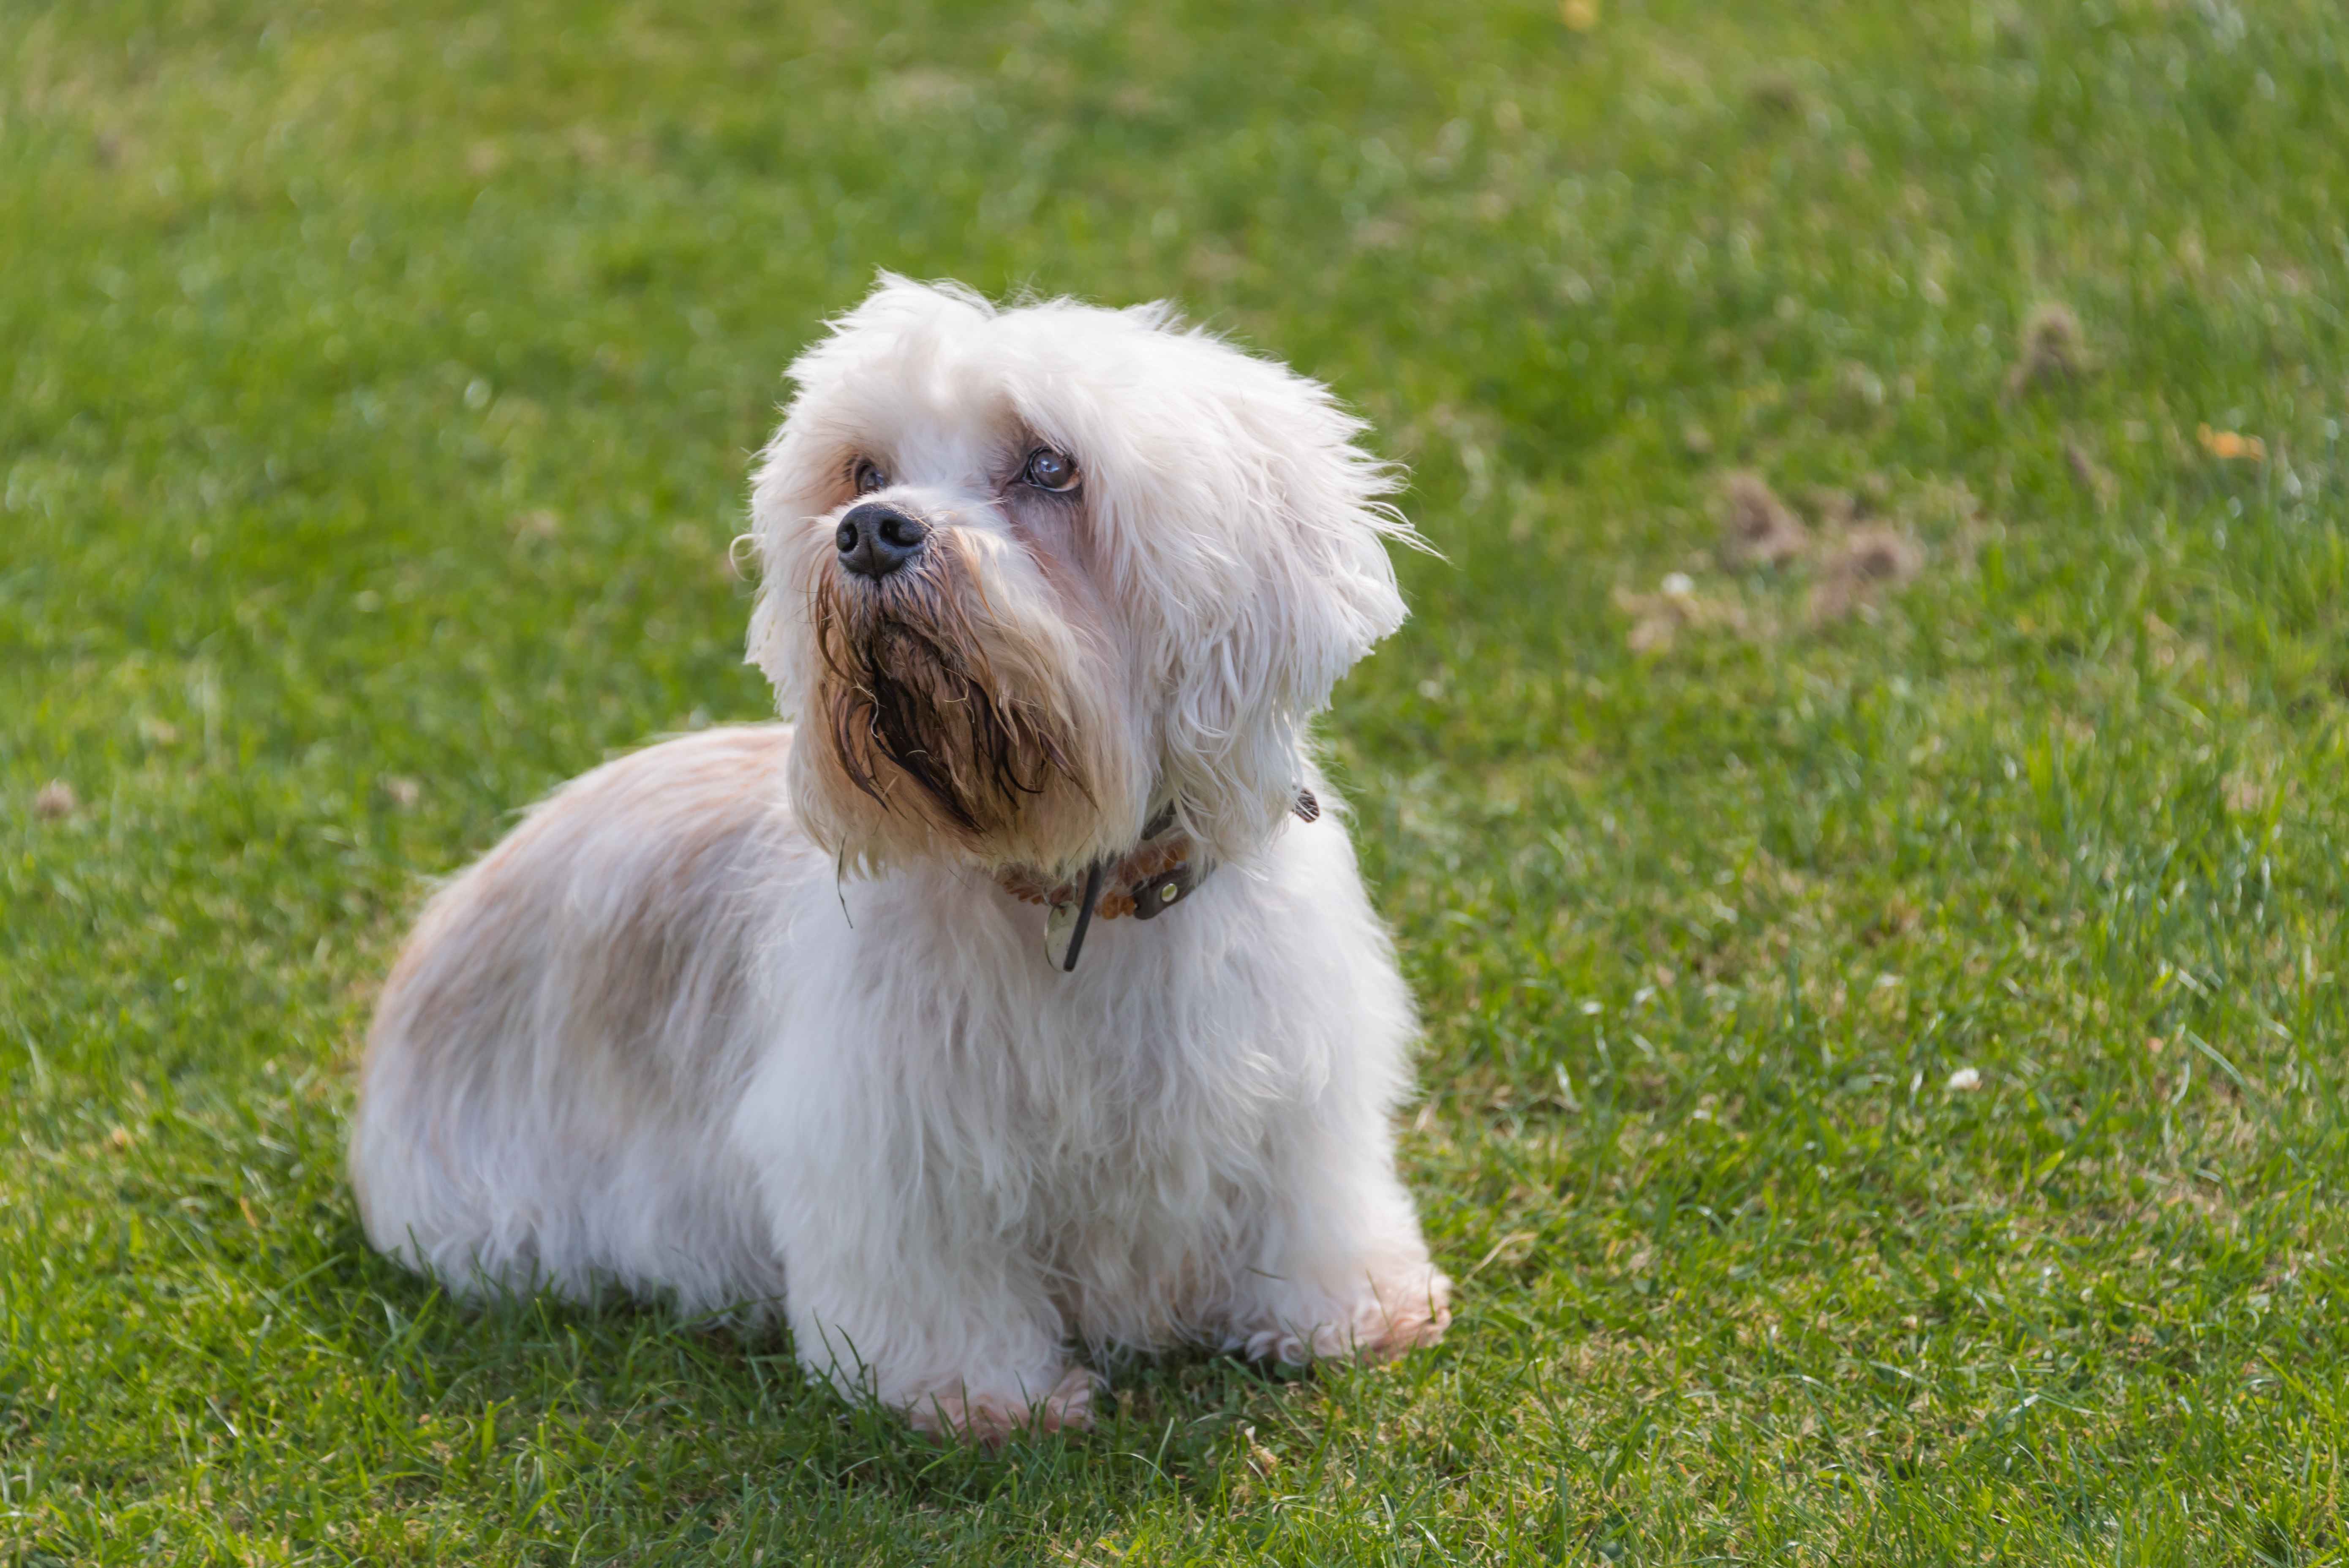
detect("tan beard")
[808,552,1083,843]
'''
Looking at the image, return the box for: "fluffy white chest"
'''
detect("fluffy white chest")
[733,806,1413,1342]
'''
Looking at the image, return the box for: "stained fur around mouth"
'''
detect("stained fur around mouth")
[810,545,1081,840]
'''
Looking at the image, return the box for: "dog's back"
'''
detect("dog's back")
[351,724,805,1316]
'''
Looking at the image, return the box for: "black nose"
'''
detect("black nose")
[835,503,928,580]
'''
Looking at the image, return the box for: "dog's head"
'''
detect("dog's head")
[747,275,1413,877]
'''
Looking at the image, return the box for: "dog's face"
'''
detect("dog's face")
[748,277,1412,877]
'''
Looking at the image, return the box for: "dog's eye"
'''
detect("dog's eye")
[853,460,889,495]
[1023,447,1079,493]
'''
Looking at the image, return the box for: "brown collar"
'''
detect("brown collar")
[1000,790,1319,973]
[996,833,1194,922]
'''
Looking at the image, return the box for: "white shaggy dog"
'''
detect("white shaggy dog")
[349,276,1451,1441]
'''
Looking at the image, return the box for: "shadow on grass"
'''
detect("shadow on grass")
[326,1233,1326,1517]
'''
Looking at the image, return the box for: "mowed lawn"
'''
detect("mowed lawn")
[6,0,2349,1561]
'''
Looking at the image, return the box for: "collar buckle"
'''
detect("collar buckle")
[1127,860,1201,920]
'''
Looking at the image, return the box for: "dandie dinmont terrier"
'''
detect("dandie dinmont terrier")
[350,276,1451,1440]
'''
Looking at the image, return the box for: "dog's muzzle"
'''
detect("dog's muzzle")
[836,502,928,580]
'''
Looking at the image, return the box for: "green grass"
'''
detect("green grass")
[6,0,2349,1560]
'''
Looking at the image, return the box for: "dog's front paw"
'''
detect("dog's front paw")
[1240,1264,1453,1365]
[902,1363,1095,1446]
[1360,1264,1451,1360]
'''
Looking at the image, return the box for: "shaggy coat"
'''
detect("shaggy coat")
[350,278,1450,1439]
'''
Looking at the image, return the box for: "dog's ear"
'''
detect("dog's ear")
[1103,336,1416,864]
[743,410,830,721]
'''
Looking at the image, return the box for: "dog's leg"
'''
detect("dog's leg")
[776,1215,1092,1443]
[736,1070,1091,1443]
[1222,1134,1453,1367]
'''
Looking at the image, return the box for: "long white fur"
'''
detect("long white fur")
[350,277,1450,1440]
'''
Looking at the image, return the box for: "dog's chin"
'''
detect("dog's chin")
[795,566,1107,872]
